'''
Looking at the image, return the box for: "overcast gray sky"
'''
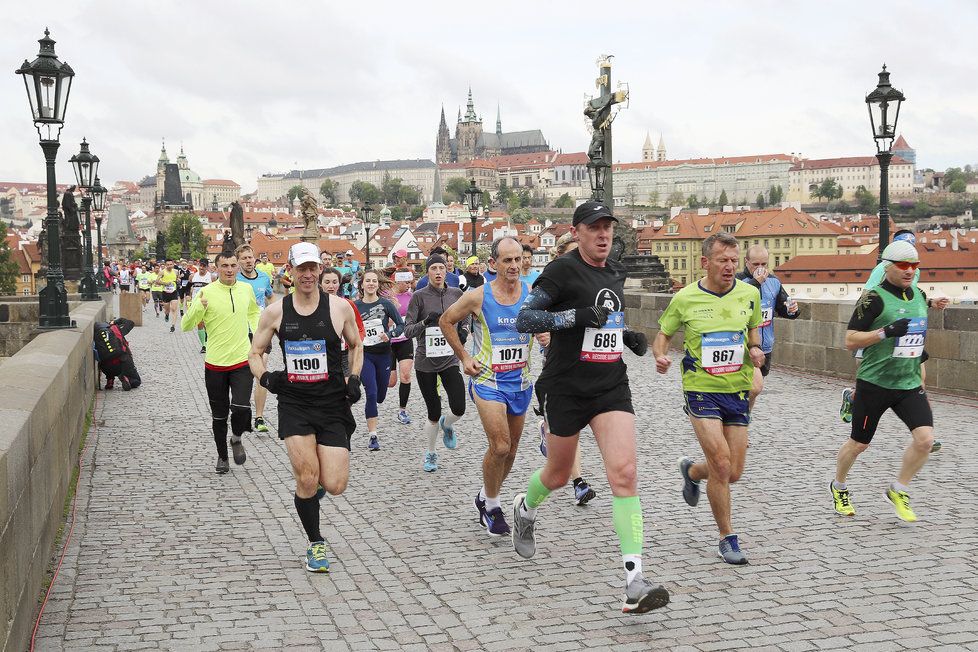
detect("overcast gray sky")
[4,0,976,192]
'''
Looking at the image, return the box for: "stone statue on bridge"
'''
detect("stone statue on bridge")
[229,201,245,249]
[299,190,319,242]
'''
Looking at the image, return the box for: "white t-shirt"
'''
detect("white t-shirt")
[119,268,131,284]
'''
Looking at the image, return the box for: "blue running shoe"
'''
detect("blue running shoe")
[423,451,438,472]
[397,409,411,425]
[316,484,326,501]
[574,481,596,506]
[538,420,547,457]
[305,541,330,573]
[484,507,511,536]
[368,435,380,451]
[678,456,700,507]
[718,534,748,565]
[439,416,458,449]
[475,493,487,526]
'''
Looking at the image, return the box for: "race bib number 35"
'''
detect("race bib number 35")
[362,318,384,347]
[701,331,744,375]
[425,327,452,357]
[581,311,624,362]
[284,339,328,382]
[491,332,531,372]
[893,317,926,358]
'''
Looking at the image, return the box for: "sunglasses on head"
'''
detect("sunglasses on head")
[886,260,919,271]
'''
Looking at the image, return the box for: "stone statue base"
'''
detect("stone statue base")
[62,234,83,281]
[300,225,319,243]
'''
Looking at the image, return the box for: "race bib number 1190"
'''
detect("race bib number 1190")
[284,339,328,382]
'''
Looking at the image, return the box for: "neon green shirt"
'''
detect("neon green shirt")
[149,272,162,292]
[136,271,151,290]
[159,269,178,293]
[180,280,260,367]
[658,279,762,393]
[256,261,276,279]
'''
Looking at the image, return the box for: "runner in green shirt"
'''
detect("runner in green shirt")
[653,232,764,565]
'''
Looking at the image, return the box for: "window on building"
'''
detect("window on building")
[23,288,30,296]
[525,176,533,186]
[763,239,769,249]
[754,239,759,245]
[774,238,780,248]
[512,178,519,187]
[673,242,679,251]
[656,243,661,252]
[681,242,687,251]
[809,238,813,248]
[724,225,736,233]
[775,256,781,266]
[22,274,30,282]
[673,259,679,270]
[681,258,686,269]
[680,276,686,284]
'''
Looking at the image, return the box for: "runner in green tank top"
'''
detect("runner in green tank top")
[830,240,941,524]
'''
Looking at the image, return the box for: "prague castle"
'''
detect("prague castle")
[436,89,549,164]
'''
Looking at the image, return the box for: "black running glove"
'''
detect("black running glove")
[346,374,362,404]
[623,330,648,356]
[259,371,287,394]
[576,305,611,328]
[883,318,911,339]
[424,312,442,326]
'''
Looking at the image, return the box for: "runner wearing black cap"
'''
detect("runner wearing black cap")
[510,201,668,614]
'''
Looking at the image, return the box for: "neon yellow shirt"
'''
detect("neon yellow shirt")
[256,261,276,278]
[180,280,260,367]
[159,270,178,293]
[148,273,161,292]
[658,279,762,393]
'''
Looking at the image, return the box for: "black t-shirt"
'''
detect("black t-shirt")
[848,281,927,331]
[533,249,628,395]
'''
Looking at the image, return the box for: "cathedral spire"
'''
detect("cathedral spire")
[464,86,478,122]
[432,166,444,205]
[496,103,502,136]
[439,104,447,128]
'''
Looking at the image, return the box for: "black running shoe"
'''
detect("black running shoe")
[230,435,246,465]
[216,458,230,474]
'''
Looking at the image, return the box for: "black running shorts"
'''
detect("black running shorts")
[278,402,356,449]
[161,290,179,302]
[536,382,634,437]
[390,339,414,364]
[850,378,933,444]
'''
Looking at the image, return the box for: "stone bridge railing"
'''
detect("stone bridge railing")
[625,293,978,397]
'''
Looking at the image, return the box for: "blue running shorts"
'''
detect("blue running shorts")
[469,381,533,416]
[683,391,751,426]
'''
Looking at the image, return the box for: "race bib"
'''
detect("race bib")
[892,317,926,359]
[164,283,176,293]
[394,271,413,283]
[362,318,384,347]
[761,306,774,328]
[425,327,452,357]
[580,311,624,362]
[284,339,328,382]
[701,331,744,375]
[490,332,531,372]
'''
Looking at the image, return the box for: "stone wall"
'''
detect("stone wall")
[0,300,106,652]
[625,293,978,397]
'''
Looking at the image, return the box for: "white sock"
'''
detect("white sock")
[424,421,439,452]
[368,430,377,437]
[443,412,462,427]
[478,486,487,501]
[519,499,536,521]
[485,496,501,511]
[624,555,642,584]
[832,480,847,491]
[892,481,910,493]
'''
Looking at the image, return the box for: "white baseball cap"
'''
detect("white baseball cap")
[289,242,321,267]
[881,240,919,263]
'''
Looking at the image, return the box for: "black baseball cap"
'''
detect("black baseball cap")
[572,201,617,226]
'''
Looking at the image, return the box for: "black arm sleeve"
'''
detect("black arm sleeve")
[847,290,884,331]
[515,286,578,333]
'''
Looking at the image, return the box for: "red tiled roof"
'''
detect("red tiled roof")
[439,159,497,170]
[614,154,796,172]
[492,151,559,170]
[11,248,31,275]
[645,207,843,240]
[553,152,588,166]
[893,135,911,150]
[202,179,240,186]
[789,156,912,171]
[776,249,978,282]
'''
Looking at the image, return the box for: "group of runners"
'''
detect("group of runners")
[156,200,943,614]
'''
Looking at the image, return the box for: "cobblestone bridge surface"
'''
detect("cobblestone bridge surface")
[33,299,978,651]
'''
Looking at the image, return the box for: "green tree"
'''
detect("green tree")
[755,192,766,209]
[647,190,660,207]
[814,178,842,204]
[165,212,209,260]
[718,190,729,206]
[445,177,470,203]
[768,185,784,205]
[349,180,380,205]
[554,193,574,208]
[853,185,879,213]
[667,190,685,206]
[319,179,337,205]
[381,173,413,205]
[410,206,424,219]
[389,205,405,220]
[686,194,700,209]
[286,184,307,203]
[0,219,19,294]
[510,208,533,224]
[399,184,421,205]
[517,188,531,208]
[495,182,513,206]
[481,191,492,208]
[507,194,521,215]
[949,179,967,193]
[625,183,638,206]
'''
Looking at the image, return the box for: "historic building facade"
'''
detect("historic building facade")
[436,89,549,164]
[256,160,437,204]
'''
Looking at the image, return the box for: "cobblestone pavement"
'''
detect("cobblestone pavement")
[33,297,978,651]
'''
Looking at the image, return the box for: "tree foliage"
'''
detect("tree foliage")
[755,192,766,209]
[853,185,879,213]
[510,208,533,224]
[287,185,307,203]
[444,177,470,203]
[554,193,574,208]
[810,178,843,203]
[768,185,784,205]
[349,180,381,205]
[667,191,685,207]
[0,219,19,295]
[380,173,421,206]
[718,190,729,206]
[949,179,967,193]
[319,179,337,205]
[164,212,209,260]
[495,182,514,206]
[647,190,660,207]
[686,194,700,209]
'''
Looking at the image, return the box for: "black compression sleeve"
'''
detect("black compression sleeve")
[847,290,884,331]
[515,286,577,333]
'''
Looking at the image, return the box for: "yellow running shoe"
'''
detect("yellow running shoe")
[830,482,855,517]
[885,486,917,522]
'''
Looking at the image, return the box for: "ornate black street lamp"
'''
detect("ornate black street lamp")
[69,138,99,300]
[361,204,374,269]
[245,223,254,244]
[16,28,75,328]
[465,178,481,256]
[91,176,106,273]
[866,64,905,261]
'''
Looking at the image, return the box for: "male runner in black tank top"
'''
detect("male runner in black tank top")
[249,242,364,573]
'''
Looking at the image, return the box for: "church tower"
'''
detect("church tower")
[156,139,169,205]
[436,105,452,164]
[642,132,654,162]
[496,104,502,136]
[454,87,484,164]
[656,135,667,162]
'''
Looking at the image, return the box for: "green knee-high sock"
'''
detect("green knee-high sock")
[197,329,207,346]
[612,495,644,556]
[525,468,552,509]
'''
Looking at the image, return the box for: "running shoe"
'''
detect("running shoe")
[254,417,269,433]
[718,534,748,565]
[678,456,701,507]
[200,345,206,354]
[830,481,855,517]
[316,484,326,500]
[170,325,175,333]
[215,458,230,474]
[104,377,114,390]
[840,387,854,423]
[439,416,458,449]
[180,309,184,317]
[305,541,330,573]
[931,440,942,453]
[538,420,547,457]
[886,486,917,522]
[368,435,380,451]
[511,494,536,559]
[120,376,132,391]
[621,574,670,614]
[475,493,487,525]
[230,435,246,465]
[484,507,511,536]
[397,409,411,425]
[423,451,438,472]
[164,313,169,322]
[574,481,596,506]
